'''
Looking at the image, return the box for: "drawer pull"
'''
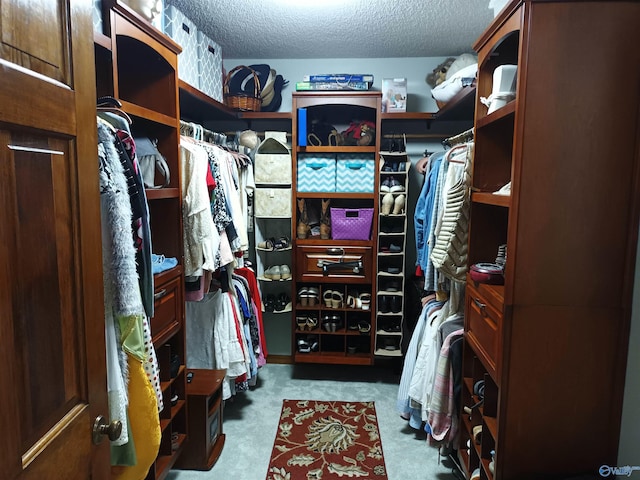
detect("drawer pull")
[472,297,486,314]
[326,247,344,255]
[154,288,168,301]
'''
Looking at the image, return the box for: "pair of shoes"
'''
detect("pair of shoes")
[298,287,319,306]
[274,236,290,250]
[386,266,402,274]
[264,265,291,280]
[383,280,401,292]
[298,335,319,353]
[380,176,404,193]
[379,323,401,333]
[379,243,402,253]
[378,295,401,314]
[322,289,343,308]
[381,193,394,215]
[274,292,291,312]
[296,315,318,331]
[384,338,397,351]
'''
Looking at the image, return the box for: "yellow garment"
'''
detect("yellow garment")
[112,357,161,480]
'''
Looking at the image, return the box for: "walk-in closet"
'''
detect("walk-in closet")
[2,1,640,480]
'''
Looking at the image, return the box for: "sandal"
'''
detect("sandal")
[323,289,334,307]
[306,315,318,331]
[359,293,371,310]
[298,288,309,306]
[257,237,275,251]
[275,292,291,312]
[331,291,343,309]
[346,294,362,309]
[306,287,319,306]
[296,316,309,331]
[298,338,310,353]
[264,294,276,313]
[274,236,290,250]
[358,321,371,334]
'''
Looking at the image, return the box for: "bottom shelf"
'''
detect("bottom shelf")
[153,433,186,480]
[294,352,373,365]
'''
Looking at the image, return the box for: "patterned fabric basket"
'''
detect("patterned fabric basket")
[330,208,374,240]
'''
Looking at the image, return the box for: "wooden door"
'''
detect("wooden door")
[0,0,110,479]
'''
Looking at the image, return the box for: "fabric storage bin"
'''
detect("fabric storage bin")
[336,154,375,192]
[255,188,292,217]
[196,31,223,102]
[330,208,374,240]
[93,0,103,34]
[254,136,292,185]
[297,155,336,192]
[164,5,199,88]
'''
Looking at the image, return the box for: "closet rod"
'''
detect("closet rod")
[224,131,292,138]
[382,133,461,140]
[443,127,474,148]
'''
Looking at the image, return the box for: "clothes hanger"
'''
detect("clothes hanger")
[97,96,133,125]
[97,106,133,125]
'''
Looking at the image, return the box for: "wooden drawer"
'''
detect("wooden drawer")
[151,274,182,341]
[295,246,373,283]
[465,282,501,380]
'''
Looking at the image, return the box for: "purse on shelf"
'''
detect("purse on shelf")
[135,136,170,188]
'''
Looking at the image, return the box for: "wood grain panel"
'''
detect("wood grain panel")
[0,0,68,83]
[512,2,640,309]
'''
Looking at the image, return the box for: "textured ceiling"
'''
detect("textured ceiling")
[166,0,496,59]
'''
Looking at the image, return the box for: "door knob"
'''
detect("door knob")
[92,415,122,444]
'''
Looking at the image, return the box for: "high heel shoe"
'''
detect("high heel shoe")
[392,193,406,214]
[381,193,394,215]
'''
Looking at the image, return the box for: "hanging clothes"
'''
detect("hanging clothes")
[98,120,161,474]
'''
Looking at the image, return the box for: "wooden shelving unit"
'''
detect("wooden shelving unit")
[291,91,382,365]
[460,1,640,479]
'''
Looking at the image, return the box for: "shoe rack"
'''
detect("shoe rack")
[375,151,409,357]
[254,135,294,319]
[291,91,381,366]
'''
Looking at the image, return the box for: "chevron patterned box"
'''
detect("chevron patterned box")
[164,6,199,89]
[197,31,223,102]
[297,155,336,192]
[336,154,375,192]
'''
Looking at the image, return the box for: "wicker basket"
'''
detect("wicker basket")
[224,65,262,112]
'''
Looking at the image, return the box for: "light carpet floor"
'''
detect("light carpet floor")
[166,363,461,480]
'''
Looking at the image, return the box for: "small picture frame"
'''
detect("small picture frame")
[382,78,407,113]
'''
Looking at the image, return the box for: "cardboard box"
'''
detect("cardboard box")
[382,78,407,113]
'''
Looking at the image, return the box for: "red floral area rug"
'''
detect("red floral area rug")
[266,400,388,479]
